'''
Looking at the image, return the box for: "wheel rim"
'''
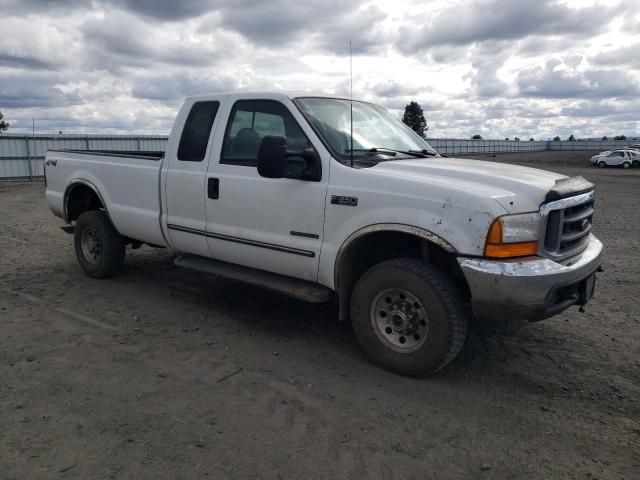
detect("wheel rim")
[598,162,605,168]
[80,226,101,264]
[623,162,630,169]
[370,288,429,353]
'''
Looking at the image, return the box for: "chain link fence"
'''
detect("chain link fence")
[0,134,168,180]
[427,139,633,155]
[0,134,632,181]
[427,139,547,155]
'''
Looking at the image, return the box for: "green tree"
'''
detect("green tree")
[505,138,509,141]
[553,136,561,141]
[0,111,8,132]
[514,136,521,141]
[601,136,608,141]
[568,134,576,141]
[529,138,535,141]
[471,134,482,139]
[401,101,427,138]
[613,134,627,140]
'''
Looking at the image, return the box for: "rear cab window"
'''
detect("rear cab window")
[177,101,220,162]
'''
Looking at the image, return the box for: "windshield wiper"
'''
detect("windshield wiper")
[407,149,438,157]
[345,147,437,158]
[345,148,397,156]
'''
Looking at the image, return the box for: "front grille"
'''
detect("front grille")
[542,193,594,260]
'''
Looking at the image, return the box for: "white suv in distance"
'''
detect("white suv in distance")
[590,149,639,168]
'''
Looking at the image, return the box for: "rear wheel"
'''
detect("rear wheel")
[622,162,631,169]
[74,210,125,278]
[597,161,606,168]
[350,258,468,376]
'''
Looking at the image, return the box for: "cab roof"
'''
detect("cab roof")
[184,91,355,103]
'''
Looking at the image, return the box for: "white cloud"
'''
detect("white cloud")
[0,0,638,139]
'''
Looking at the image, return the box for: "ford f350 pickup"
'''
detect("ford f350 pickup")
[45,92,603,375]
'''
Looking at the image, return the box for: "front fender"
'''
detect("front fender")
[318,201,503,289]
[330,222,455,289]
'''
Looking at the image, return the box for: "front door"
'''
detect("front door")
[204,98,327,282]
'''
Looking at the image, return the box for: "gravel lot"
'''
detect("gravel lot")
[1,150,638,479]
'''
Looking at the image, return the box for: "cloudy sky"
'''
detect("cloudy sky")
[1,0,639,139]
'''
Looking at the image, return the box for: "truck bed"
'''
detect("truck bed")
[45,149,168,247]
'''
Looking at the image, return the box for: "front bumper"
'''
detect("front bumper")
[458,234,603,321]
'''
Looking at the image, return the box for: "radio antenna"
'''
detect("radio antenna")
[349,41,354,167]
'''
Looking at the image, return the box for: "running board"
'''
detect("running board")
[174,254,333,303]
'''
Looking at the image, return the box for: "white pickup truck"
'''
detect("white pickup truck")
[45,92,603,375]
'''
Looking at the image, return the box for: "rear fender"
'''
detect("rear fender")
[63,178,110,223]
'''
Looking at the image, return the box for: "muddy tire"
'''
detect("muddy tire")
[74,210,125,279]
[350,258,468,376]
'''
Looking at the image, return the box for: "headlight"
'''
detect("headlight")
[484,212,540,258]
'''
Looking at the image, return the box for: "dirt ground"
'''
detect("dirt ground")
[1,150,638,479]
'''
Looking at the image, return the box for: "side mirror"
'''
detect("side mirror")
[257,135,287,178]
[299,148,322,182]
[257,135,322,182]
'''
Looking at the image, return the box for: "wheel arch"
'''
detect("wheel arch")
[333,224,467,321]
[63,179,110,223]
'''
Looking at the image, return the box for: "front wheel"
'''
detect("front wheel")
[74,210,125,278]
[350,258,468,376]
[598,161,607,168]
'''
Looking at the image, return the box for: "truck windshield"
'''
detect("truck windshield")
[295,97,438,164]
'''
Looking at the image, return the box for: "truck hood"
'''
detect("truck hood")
[370,157,566,214]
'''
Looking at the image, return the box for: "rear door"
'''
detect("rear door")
[607,151,624,165]
[203,96,328,282]
[164,97,223,256]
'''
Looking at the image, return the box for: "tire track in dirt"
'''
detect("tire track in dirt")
[1,288,118,332]
[229,379,375,479]
[226,372,637,478]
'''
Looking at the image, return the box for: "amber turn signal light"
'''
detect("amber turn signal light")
[484,218,538,258]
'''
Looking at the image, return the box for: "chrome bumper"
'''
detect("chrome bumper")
[458,234,603,321]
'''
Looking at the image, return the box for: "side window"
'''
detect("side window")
[177,101,220,162]
[254,112,285,137]
[221,100,310,167]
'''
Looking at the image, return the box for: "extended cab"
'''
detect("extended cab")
[45,92,603,375]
